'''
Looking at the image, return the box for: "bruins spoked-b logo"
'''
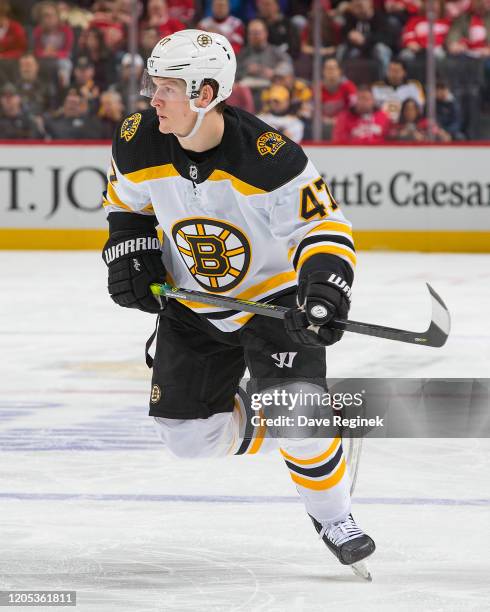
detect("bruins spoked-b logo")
[150,384,161,404]
[120,113,141,142]
[257,131,285,156]
[172,218,251,292]
[197,33,212,47]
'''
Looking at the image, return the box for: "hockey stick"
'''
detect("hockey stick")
[150,282,450,348]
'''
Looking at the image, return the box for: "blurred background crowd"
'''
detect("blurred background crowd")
[1,0,489,142]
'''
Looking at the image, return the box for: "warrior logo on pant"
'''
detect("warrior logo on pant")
[172,217,251,292]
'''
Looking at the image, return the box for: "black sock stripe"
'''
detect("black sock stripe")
[293,235,355,270]
[284,444,343,478]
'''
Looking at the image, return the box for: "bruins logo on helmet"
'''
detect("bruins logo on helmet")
[120,113,142,142]
[257,131,286,157]
[197,33,213,47]
[172,217,251,293]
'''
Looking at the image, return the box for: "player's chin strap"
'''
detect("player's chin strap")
[178,97,222,141]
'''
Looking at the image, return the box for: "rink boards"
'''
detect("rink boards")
[0,142,489,252]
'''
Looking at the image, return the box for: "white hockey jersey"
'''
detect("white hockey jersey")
[104,107,355,332]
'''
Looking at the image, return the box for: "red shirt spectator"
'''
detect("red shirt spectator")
[0,0,27,59]
[321,59,357,120]
[33,2,74,60]
[333,86,390,143]
[447,0,490,54]
[198,0,245,54]
[142,0,185,38]
[402,0,451,51]
[167,0,195,23]
[89,0,126,52]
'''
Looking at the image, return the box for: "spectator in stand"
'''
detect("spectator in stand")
[111,52,145,111]
[33,2,74,60]
[71,56,100,114]
[265,62,313,121]
[77,27,116,91]
[241,0,290,22]
[33,1,74,88]
[198,0,245,55]
[337,0,399,74]
[16,53,57,114]
[236,18,292,88]
[167,0,195,24]
[256,0,301,57]
[296,0,339,79]
[44,87,103,139]
[321,58,357,139]
[372,59,424,122]
[114,0,142,27]
[388,96,451,140]
[0,83,43,138]
[202,0,245,21]
[300,0,339,59]
[89,0,126,53]
[445,0,472,20]
[435,80,464,140]
[400,0,450,60]
[56,1,93,30]
[139,26,161,61]
[447,0,490,103]
[447,0,490,57]
[0,0,27,60]
[227,80,255,112]
[332,85,390,143]
[384,0,422,29]
[258,84,304,142]
[141,0,185,38]
[98,89,125,138]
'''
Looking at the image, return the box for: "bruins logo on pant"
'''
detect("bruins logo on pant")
[172,217,251,292]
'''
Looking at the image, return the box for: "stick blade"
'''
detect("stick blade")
[423,283,451,348]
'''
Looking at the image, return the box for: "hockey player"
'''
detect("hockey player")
[102,30,375,576]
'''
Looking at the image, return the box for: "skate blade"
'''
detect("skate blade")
[350,561,372,581]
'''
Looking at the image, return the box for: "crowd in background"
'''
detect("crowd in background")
[0,0,489,142]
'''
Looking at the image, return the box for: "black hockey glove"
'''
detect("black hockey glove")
[102,213,167,313]
[284,271,351,347]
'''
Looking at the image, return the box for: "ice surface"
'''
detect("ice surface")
[0,252,489,611]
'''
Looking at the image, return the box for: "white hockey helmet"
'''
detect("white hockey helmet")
[142,29,236,115]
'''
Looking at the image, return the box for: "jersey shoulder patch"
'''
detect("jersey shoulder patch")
[120,112,142,142]
[113,109,172,176]
[220,107,308,193]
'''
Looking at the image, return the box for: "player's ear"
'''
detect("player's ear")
[195,83,214,109]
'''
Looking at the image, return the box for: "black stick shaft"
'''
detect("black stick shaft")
[150,283,449,347]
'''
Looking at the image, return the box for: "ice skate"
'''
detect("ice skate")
[310,513,375,580]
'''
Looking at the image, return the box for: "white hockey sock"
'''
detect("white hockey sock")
[279,437,351,524]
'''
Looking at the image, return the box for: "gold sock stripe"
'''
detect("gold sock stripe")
[290,457,346,491]
[247,410,267,454]
[280,437,340,466]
